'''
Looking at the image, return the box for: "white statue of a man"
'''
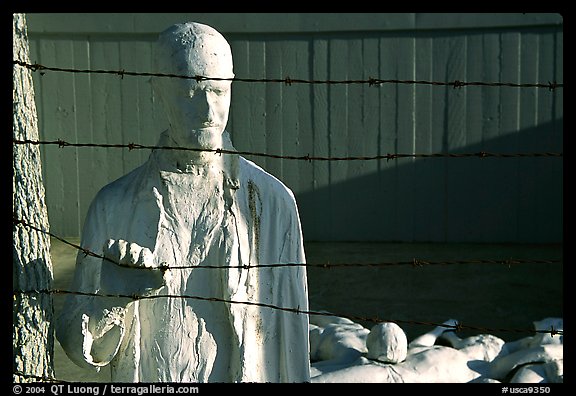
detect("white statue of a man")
[56,22,310,383]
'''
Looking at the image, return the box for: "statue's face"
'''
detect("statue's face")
[154,24,234,150]
[160,68,232,150]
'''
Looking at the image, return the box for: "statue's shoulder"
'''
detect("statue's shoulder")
[238,156,297,205]
[91,162,149,207]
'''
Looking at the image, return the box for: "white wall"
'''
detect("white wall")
[25,13,563,242]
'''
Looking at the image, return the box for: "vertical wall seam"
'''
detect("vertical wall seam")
[70,40,81,237]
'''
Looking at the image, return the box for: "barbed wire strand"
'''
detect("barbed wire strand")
[13,139,563,162]
[13,217,562,271]
[13,288,563,338]
[13,60,563,91]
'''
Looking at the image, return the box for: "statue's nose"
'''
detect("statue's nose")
[190,90,215,124]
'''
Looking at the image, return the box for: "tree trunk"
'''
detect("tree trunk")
[13,13,55,383]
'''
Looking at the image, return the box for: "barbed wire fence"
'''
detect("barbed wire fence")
[12,59,563,383]
[12,213,564,384]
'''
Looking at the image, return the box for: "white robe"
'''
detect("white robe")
[56,131,310,382]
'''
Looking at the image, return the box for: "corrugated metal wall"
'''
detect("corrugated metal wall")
[25,13,563,242]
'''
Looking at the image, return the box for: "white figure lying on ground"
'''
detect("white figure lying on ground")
[488,318,563,383]
[56,22,310,383]
[310,315,563,383]
[311,317,488,382]
[309,315,370,370]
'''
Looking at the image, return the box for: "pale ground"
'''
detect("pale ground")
[50,237,563,382]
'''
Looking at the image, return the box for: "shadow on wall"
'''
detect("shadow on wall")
[297,120,563,243]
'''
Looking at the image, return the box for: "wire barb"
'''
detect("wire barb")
[452,80,465,89]
[454,321,464,332]
[548,81,558,91]
[549,326,559,337]
[412,258,423,268]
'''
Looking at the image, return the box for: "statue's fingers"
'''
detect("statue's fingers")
[103,239,116,259]
[137,247,155,268]
[114,240,128,264]
[125,242,142,266]
[103,238,123,263]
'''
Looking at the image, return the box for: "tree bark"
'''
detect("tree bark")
[13,12,55,383]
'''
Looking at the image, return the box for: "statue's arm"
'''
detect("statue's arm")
[55,196,131,369]
[56,252,130,369]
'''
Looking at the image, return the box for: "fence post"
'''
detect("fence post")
[13,13,55,383]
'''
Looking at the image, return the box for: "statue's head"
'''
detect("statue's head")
[366,322,408,364]
[151,22,234,150]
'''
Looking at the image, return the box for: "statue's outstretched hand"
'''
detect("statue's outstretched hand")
[99,239,165,300]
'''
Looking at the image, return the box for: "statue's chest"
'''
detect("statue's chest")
[153,172,228,269]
